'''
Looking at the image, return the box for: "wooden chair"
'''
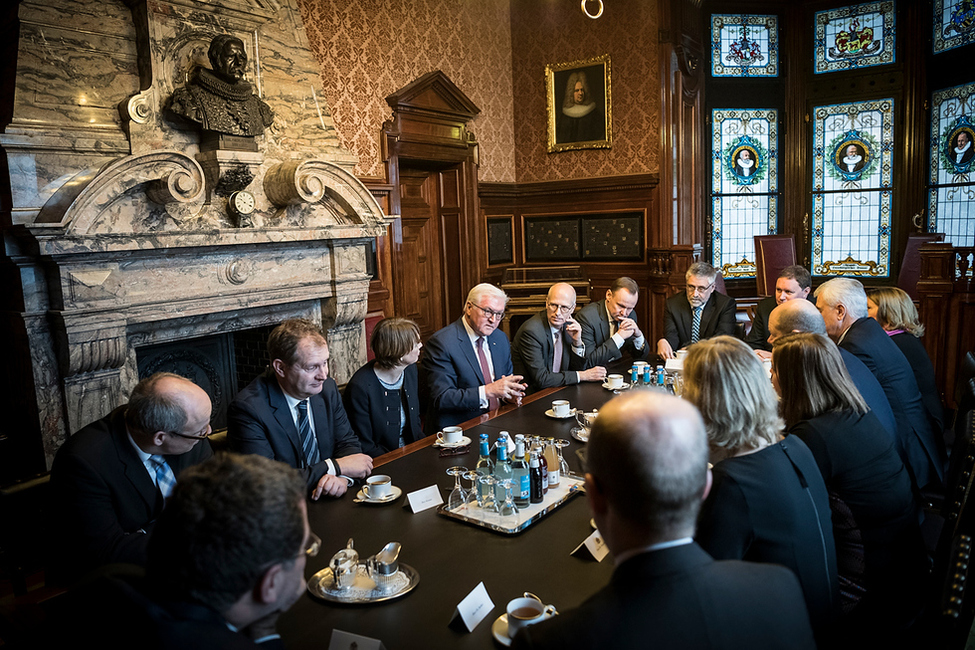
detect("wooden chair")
[754,235,796,297]
[898,233,945,300]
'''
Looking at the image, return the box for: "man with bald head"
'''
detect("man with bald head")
[768,299,896,439]
[815,278,945,492]
[513,392,815,649]
[51,373,214,582]
[512,283,607,393]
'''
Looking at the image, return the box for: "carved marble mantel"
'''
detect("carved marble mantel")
[0,0,390,471]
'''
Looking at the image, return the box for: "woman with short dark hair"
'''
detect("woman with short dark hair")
[343,318,424,457]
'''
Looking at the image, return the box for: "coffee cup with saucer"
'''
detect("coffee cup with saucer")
[492,592,557,645]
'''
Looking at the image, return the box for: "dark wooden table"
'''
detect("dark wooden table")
[279,380,623,649]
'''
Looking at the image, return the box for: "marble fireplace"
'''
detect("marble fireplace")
[0,0,391,472]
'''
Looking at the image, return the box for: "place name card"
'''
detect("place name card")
[328,629,385,650]
[452,581,495,632]
[406,484,443,513]
[571,529,609,562]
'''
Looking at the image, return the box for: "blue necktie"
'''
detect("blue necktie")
[691,306,703,344]
[296,400,320,467]
[150,455,177,500]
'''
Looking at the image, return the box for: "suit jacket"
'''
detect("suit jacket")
[228,371,362,490]
[662,291,738,351]
[419,317,513,434]
[512,542,816,650]
[343,360,423,457]
[575,299,650,368]
[512,311,586,394]
[839,317,946,491]
[50,407,213,582]
[839,347,898,441]
[891,332,945,434]
[744,296,776,351]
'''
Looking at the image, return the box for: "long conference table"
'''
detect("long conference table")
[280,379,630,649]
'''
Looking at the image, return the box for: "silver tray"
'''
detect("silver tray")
[306,562,419,604]
[436,474,585,535]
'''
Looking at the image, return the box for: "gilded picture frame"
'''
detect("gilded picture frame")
[546,54,612,153]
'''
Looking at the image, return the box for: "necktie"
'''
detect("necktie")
[296,400,321,467]
[552,331,563,373]
[691,306,703,344]
[150,455,177,500]
[477,337,500,411]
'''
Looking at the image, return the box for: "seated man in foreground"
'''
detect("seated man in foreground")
[512,282,607,393]
[575,276,650,367]
[657,262,737,360]
[513,391,815,650]
[50,372,214,583]
[421,283,526,434]
[229,318,372,499]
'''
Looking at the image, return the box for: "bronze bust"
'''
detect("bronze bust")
[169,35,274,137]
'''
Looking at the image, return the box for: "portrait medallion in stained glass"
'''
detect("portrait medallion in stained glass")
[811,99,894,277]
[934,0,975,54]
[710,109,778,278]
[711,15,778,78]
[928,81,975,246]
[814,1,895,74]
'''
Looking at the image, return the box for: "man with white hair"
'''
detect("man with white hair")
[421,283,527,433]
[816,278,945,492]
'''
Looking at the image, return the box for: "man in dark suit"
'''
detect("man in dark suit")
[50,372,214,583]
[228,318,372,500]
[512,282,607,393]
[512,391,815,650]
[745,264,813,356]
[63,453,310,649]
[575,276,650,368]
[657,262,738,359]
[817,278,946,492]
[420,283,527,434]
[768,298,897,440]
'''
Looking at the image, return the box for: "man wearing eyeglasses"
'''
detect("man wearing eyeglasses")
[513,283,608,393]
[657,262,738,360]
[421,283,527,434]
[576,276,650,368]
[50,372,214,583]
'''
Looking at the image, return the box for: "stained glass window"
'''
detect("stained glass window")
[710,109,778,278]
[928,82,975,246]
[814,1,895,74]
[934,0,975,53]
[710,15,778,78]
[811,99,894,277]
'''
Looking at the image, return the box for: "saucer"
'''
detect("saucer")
[354,485,403,504]
[544,408,576,419]
[491,613,512,647]
[433,435,471,449]
[570,427,590,443]
[602,381,630,391]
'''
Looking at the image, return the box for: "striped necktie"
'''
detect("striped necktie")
[691,306,703,344]
[149,455,177,500]
[552,331,562,373]
[296,400,321,467]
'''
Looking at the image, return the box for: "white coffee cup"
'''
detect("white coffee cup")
[506,594,557,638]
[437,426,463,444]
[364,474,392,500]
[552,400,571,417]
[633,361,648,370]
[606,374,624,388]
[676,349,688,360]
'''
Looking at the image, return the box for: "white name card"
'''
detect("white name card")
[407,484,443,513]
[328,629,385,650]
[452,581,495,632]
[571,529,610,562]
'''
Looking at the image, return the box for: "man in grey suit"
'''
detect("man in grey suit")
[657,262,738,359]
[575,276,650,368]
[512,283,607,393]
[512,391,815,649]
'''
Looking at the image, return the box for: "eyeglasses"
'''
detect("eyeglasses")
[470,302,505,320]
[166,421,213,440]
[303,532,321,558]
[686,283,714,295]
[546,303,574,314]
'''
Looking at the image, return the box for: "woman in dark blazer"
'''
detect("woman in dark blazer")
[772,332,926,641]
[683,336,839,641]
[343,318,424,457]
[867,287,944,433]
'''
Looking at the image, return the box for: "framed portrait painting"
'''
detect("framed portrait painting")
[546,54,612,153]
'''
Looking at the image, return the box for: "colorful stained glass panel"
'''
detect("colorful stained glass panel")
[934,0,975,54]
[928,81,975,245]
[711,15,779,78]
[814,1,895,74]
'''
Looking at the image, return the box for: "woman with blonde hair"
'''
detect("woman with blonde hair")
[343,318,424,457]
[684,336,838,637]
[772,332,925,639]
[867,287,943,431]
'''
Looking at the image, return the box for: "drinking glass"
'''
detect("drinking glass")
[462,470,480,509]
[497,479,520,528]
[446,466,468,511]
[555,438,570,477]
